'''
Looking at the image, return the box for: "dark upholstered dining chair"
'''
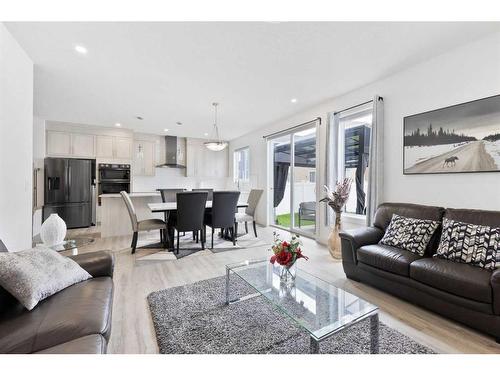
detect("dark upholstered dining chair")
[204,191,240,248]
[192,188,214,201]
[168,191,208,254]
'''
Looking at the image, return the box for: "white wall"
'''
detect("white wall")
[0,24,33,251]
[229,32,500,244]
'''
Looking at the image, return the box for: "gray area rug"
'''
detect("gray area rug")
[147,276,435,354]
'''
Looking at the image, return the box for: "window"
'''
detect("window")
[338,103,373,215]
[309,171,316,183]
[233,147,250,190]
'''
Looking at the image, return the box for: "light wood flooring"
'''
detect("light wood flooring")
[65,225,500,354]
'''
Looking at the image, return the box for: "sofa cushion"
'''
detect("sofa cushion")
[34,334,107,354]
[0,277,113,353]
[357,244,422,276]
[410,258,492,304]
[379,214,440,256]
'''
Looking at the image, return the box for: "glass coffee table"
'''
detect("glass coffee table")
[225,259,379,354]
[34,237,95,255]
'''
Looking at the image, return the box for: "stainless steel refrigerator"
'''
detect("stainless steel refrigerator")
[43,158,96,228]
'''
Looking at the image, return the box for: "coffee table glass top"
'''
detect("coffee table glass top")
[226,259,378,341]
[34,237,95,252]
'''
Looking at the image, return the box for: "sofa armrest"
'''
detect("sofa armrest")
[339,227,384,264]
[491,269,500,315]
[69,251,114,278]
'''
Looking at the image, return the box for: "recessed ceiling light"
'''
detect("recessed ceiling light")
[290,98,298,103]
[136,116,143,120]
[164,128,169,132]
[176,122,182,126]
[115,123,121,127]
[74,45,88,54]
[204,133,209,136]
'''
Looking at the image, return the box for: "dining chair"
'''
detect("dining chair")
[120,191,168,254]
[192,188,214,201]
[159,188,186,203]
[205,191,240,248]
[234,189,263,237]
[168,191,208,254]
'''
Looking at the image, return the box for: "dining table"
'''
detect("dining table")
[147,201,249,250]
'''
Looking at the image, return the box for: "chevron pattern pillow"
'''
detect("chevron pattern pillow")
[435,218,500,270]
[379,214,440,256]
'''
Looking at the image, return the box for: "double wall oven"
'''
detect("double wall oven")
[98,163,130,204]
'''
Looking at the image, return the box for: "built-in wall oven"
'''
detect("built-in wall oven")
[98,163,130,204]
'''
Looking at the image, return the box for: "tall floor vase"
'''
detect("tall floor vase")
[328,210,342,259]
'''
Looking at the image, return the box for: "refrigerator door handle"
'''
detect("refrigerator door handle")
[65,164,70,201]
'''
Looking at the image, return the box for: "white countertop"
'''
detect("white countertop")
[99,192,161,198]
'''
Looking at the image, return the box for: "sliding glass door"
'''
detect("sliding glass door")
[269,123,317,237]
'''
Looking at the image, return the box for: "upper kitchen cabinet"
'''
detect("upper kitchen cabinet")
[96,135,114,158]
[96,135,133,160]
[133,140,155,176]
[115,137,133,159]
[71,133,95,157]
[46,131,95,158]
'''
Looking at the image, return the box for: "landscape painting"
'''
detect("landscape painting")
[404,94,500,174]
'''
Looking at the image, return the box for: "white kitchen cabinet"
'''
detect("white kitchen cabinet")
[47,131,95,158]
[71,133,95,157]
[115,137,133,159]
[96,135,114,158]
[46,131,72,156]
[133,140,156,176]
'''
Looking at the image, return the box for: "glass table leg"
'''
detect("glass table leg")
[310,337,319,354]
[370,313,379,354]
[225,267,230,305]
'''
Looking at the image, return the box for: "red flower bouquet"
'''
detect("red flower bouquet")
[270,232,308,268]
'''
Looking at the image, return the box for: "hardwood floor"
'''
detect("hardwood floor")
[66,225,500,354]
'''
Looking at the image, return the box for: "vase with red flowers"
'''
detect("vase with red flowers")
[270,232,308,285]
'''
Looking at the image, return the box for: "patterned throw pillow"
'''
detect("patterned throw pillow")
[435,218,500,270]
[379,214,440,256]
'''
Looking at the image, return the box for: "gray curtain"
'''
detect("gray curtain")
[273,163,289,208]
[366,95,384,226]
[325,112,340,226]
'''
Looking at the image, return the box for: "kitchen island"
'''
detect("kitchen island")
[99,192,163,238]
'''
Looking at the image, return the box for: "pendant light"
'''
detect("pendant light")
[204,102,228,151]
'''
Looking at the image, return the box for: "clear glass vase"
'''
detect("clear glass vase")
[279,262,297,286]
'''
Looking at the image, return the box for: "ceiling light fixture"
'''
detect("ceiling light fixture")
[164,128,169,132]
[176,122,182,126]
[291,98,297,103]
[204,102,228,152]
[74,45,88,54]
[115,123,121,127]
[136,116,143,120]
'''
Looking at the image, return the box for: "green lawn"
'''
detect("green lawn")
[275,213,315,227]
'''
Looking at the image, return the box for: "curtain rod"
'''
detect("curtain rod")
[333,96,383,115]
[262,117,321,139]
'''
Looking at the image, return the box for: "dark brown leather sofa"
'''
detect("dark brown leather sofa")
[0,251,114,354]
[340,202,500,342]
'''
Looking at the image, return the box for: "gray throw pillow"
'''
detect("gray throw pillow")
[0,248,92,310]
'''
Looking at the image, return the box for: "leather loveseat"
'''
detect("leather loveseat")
[0,251,114,354]
[339,202,500,341]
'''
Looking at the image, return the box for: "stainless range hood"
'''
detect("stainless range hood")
[156,136,187,168]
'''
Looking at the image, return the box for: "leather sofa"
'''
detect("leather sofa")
[339,202,500,341]
[0,251,114,354]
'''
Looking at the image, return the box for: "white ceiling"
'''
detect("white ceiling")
[5,22,500,140]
